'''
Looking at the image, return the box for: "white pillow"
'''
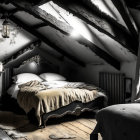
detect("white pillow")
[39,73,66,82]
[7,84,19,99]
[12,73,43,84]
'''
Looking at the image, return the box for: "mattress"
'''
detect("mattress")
[16,80,107,126]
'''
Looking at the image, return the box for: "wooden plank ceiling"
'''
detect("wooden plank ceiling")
[0,0,139,70]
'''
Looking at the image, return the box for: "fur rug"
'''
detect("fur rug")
[0,111,32,139]
[0,111,76,140]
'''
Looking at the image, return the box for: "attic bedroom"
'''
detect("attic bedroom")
[0,0,140,140]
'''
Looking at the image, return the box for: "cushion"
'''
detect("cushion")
[39,73,66,82]
[12,73,43,84]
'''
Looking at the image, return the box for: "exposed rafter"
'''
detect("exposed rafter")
[76,36,120,70]
[81,0,138,53]
[11,1,72,35]
[3,40,41,65]
[5,52,39,68]
[53,0,138,54]
[32,22,48,29]
[10,1,120,69]
[9,15,86,67]
[111,0,138,40]
[24,0,51,6]
[8,8,20,15]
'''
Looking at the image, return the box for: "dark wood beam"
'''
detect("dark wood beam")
[32,22,48,29]
[111,0,138,40]
[5,52,39,68]
[11,1,72,36]
[0,0,9,4]
[10,1,120,69]
[124,0,140,9]
[77,35,120,70]
[9,15,85,67]
[31,0,51,6]
[3,40,41,64]
[53,0,138,55]
[80,0,138,53]
[8,8,20,15]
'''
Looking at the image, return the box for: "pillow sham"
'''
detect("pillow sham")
[39,73,66,82]
[7,84,19,99]
[12,73,43,84]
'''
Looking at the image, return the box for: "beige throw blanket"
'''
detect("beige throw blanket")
[17,80,106,126]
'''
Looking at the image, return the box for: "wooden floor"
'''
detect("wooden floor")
[18,118,102,140]
[0,109,102,140]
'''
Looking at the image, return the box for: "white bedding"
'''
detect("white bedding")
[7,80,100,99]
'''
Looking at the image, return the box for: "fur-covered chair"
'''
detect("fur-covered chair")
[90,103,140,140]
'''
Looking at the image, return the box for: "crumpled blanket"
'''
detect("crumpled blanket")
[17,80,107,126]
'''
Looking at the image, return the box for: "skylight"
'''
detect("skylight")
[91,0,129,30]
[39,1,93,42]
[91,0,116,19]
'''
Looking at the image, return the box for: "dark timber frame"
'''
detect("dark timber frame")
[10,1,120,70]
[53,0,137,55]
[111,0,138,40]
[10,15,86,67]
[3,40,41,65]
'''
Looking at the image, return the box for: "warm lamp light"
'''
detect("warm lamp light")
[2,19,10,38]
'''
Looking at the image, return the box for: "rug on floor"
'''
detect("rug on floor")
[0,111,77,140]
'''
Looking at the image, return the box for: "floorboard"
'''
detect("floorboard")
[0,129,12,140]
[76,119,96,130]
[0,110,102,140]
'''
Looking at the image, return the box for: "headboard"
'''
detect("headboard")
[3,55,59,93]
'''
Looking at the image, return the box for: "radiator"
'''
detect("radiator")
[99,72,125,105]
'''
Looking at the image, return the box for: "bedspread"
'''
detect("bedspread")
[17,80,107,126]
[91,103,140,140]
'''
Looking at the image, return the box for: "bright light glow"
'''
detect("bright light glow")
[70,29,80,38]
[39,1,93,42]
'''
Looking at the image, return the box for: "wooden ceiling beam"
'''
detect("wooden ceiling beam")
[11,1,71,36]
[124,0,140,11]
[8,8,20,15]
[32,0,51,6]
[54,0,137,55]
[3,40,41,64]
[0,7,21,19]
[11,1,120,69]
[77,35,120,70]
[32,22,48,29]
[9,15,86,67]
[80,0,138,53]
[111,0,138,41]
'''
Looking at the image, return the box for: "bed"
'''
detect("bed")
[5,61,107,127]
[90,103,140,140]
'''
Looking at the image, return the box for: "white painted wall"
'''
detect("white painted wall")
[67,61,136,86]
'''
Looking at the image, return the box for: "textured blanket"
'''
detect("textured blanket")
[91,103,140,140]
[17,80,106,126]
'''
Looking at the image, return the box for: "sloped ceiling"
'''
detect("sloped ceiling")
[0,0,139,70]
